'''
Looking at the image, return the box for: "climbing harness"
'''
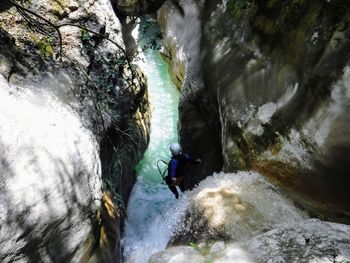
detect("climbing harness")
[157,159,168,183]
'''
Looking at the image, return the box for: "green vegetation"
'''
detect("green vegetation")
[79,28,135,122]
[189,242,200,250]
[80,28,92,43]
[189,242,211,255]
[49,0,68,20]
[30,34,54,57]
[188,242,217,262]
[227,0,252,19]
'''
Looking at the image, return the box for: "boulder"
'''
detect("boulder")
[244,219,350,263]
[149,219,350,263]
[171,172,306,244]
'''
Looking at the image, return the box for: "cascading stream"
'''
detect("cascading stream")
[122,19,308,263]
[122,19,186,263]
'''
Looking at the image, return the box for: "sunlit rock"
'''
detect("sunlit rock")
[0,75,102,262]
[0,0,150,262]
[171,172,306,244]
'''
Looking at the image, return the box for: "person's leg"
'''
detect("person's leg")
[179,182,185,193]
[168,185,179,199]
[165,176,179,198]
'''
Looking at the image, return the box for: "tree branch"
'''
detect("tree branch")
[9,0,127,57]
[58,23,127,56]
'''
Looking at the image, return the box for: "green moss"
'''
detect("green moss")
[30,34,54,57]
[227,0,251,20]
[49,0,68,20]
[189,242,212,256]
[37,37,54,57]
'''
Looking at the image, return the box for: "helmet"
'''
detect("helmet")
[170,143,182,156]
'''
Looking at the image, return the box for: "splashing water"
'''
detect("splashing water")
[122,19,184,263]
[184,172,308,241]
[122,19,308,263]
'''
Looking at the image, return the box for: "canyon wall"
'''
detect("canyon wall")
[0,0,150,262]
[158,0,350,220]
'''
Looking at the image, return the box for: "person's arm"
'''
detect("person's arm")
[184,154,201,165]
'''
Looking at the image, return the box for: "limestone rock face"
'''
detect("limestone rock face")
[158,0,223,188]
[0,0,150,262]
[158,0,350,220]
[0,74,101,263]
[244,219,350,263]
[149,219,350,263]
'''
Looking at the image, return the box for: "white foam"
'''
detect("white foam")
[186,172,307,240]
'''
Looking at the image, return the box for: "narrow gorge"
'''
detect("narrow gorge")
[1,0,350,263]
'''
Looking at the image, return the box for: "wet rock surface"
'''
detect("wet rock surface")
[149,246,204,263]
[170,172,306,245]
[158,0,350,220]
[0,0,150,262]
[158,0,223,189]
[244,219,350,263]
[149,219,350,263]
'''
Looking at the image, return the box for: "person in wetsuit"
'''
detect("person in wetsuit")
[165,143,201,199]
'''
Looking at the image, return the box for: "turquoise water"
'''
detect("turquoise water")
[122,21,182,263]
[121,20,308,263]
[134,48,180,183]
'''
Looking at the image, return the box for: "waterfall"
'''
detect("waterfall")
[122,18,183,263]
[122,18,308,263]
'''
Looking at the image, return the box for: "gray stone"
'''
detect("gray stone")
[158,0,350,221]
[0,0,150,262]
[244,219,350,263]
[210,241,226,254]
[158,0,223,188]
[150,219,350,263]
[0,74,102,263]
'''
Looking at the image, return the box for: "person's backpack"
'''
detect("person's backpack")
[157,154,189,182]
[168,154,188,178]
